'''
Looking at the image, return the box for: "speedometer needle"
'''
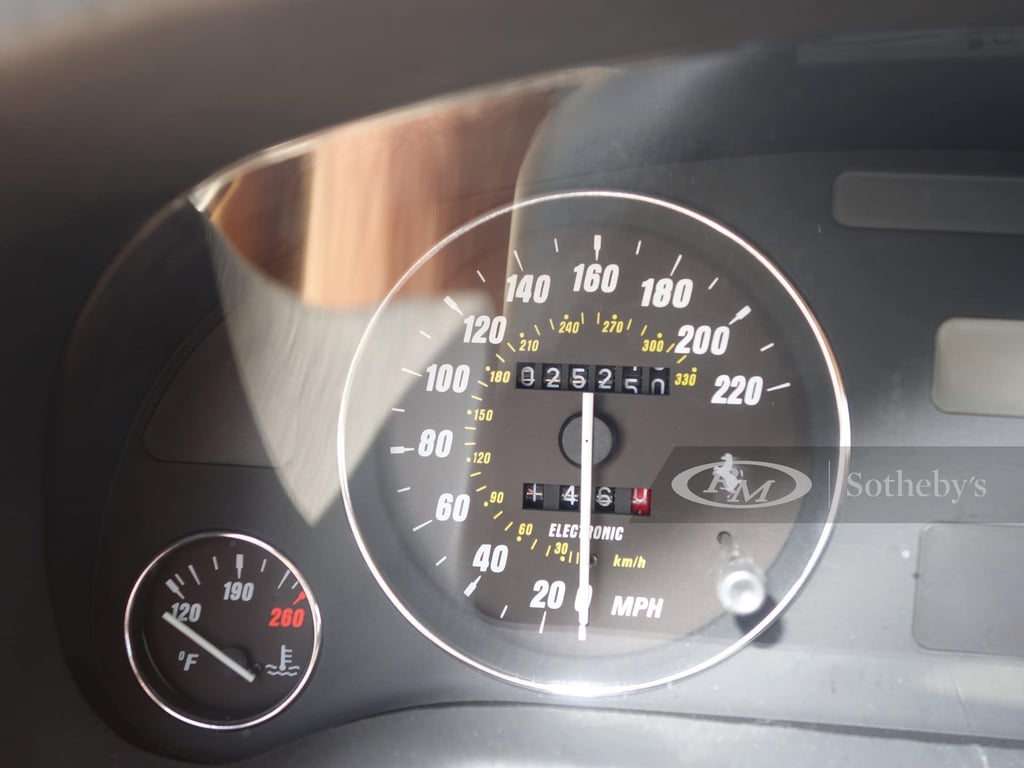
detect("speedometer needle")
[161,611,256,683]
[575,391,595,641]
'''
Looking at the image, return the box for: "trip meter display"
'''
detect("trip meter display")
[340,191,849,695]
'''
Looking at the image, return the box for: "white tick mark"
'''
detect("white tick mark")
[728,305,751,325]
[443,296,463,315]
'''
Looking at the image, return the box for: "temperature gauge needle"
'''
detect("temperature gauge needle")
[575,391,595,641]
[161,612,256,683]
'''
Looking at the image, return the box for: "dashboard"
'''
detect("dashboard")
[8,4,1024,766]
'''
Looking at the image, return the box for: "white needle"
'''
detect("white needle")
[575,391,595,641]
[161,612,256,683]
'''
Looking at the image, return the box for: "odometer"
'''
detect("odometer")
[340,191,849,695]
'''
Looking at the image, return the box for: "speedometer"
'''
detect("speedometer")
[340,191,849,695]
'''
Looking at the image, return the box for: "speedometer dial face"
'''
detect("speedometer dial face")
[340,191,849,695]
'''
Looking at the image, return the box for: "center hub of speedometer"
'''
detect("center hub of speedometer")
[340,190,849,695]
[558,410,616,467]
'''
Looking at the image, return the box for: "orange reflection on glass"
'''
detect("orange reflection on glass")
[206,77,589,309]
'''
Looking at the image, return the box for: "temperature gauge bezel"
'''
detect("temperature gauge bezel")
[123,531,322,730]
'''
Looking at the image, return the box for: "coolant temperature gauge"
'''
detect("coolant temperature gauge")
[125,532,321,729]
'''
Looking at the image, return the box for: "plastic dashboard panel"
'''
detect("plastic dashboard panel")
[8,3,1024,767]
[34,47,1024,763]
